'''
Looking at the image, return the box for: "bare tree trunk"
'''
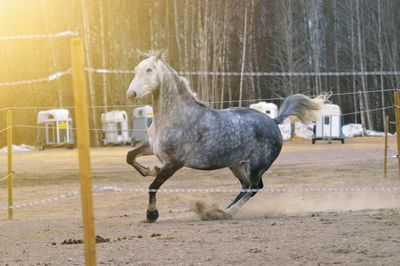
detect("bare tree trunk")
[350,1,358,123]
[333,0,341,107]
[356,0,373,130]
[219,1,229,109]
[172,0,183,69]
[40,0,63,107]
[307,0,322,95]
[210,3,218,108]
[198,0,209,102]
[248,0,256,104]
[99,0,108,113]
[239,2,248,107]
[358,91,367,136]
[183,0,190,74]
[285,0,294,95]
[377,0,385,124]
[165,0,171,59]
[149,4,154,50]
[196,1,202,99]
[190,1,197,88]
[80,0,100,146]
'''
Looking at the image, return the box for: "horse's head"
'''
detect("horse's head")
[127,51,165,102]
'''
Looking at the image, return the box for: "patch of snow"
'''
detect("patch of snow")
[279,121,314,140]
[295,122,314,139]
[342,123,364,137]
[341,123,390,138]
[280,122,389,141]
[0,144,35,153]
[278,123,292,141]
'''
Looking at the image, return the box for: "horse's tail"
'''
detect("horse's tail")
[273,93,330,125]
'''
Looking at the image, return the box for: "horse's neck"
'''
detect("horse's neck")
[152,76,201,130]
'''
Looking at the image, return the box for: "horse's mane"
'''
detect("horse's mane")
[138,49,167,61]
[141,50,207,107]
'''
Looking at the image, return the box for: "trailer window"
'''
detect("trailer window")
[324,116,330,125]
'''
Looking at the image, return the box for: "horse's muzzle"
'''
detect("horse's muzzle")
[127,91,137,102]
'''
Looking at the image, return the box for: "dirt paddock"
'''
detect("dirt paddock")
[1,137,400,265]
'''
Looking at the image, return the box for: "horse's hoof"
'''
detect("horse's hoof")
[146,209,159,222]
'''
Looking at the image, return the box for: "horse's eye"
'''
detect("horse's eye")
[146,68,152,73]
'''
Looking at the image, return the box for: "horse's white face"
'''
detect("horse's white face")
[127,57,160,101]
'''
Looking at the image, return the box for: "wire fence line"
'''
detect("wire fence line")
[0,191,80,211]
[208,88,395,104]
[1,184,399,212]
[85,67,134,74]
[12,124,147,133]
[85,67,400,77]
[103,186,400,194]
[6,105,393,130]
[0,69,72,87]
[179,71,400,77]
[0,31,78,41]
[341,106,393,117]
[1,66,397,97]
[5,104,145,111]
[0,126,11,134]
[0,172,13,183]
[1,93,395,113]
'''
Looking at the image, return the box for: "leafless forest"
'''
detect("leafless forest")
[1,0,399,146]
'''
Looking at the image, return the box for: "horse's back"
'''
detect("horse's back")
[220,107,282,140]
[182,107,283,170]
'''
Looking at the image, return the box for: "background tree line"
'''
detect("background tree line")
[0,0,399,147]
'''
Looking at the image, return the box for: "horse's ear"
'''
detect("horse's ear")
[155,49,167,61]
[136,49,148,60]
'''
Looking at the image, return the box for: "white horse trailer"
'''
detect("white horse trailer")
[249,102,278,119]
[101,110,130,145]
[312,104,344,144]
[37,109,74,150]
[132,105,153,144]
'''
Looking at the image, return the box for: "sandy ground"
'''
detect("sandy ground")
[0,137,400,265]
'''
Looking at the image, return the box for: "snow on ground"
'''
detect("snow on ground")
[0,144,35,153]
[280,122,388,140]
[342,123,392,137]
[279,122,314,140]
[342,123,364,137]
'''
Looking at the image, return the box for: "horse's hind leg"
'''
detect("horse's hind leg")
[226,164,250,209]
[126,142,159,177]
[227,154,273,212]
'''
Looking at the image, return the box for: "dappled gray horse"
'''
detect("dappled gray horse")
[126,51,327,222]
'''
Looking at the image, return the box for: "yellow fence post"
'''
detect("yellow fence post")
[394,90,400,178]
[7,109,13,219]
[70,37,96,266]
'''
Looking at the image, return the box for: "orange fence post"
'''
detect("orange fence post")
[70,37,96,266]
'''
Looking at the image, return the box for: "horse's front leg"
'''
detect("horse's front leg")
[147,162,182,222]
[126,142,159,177]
